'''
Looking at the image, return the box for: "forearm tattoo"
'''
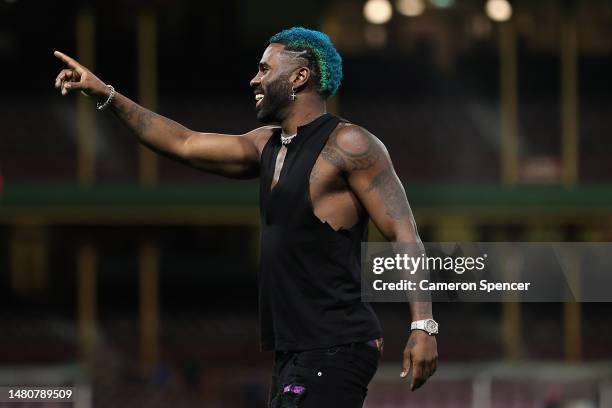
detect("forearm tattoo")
[112,99,186,151]
[113,102,154,139]
[366,168,410,220]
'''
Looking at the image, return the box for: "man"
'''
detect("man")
[54,26,438,407]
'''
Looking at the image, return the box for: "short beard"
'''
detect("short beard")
[256,74,292,124]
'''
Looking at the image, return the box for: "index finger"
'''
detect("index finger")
[53,51,84,72]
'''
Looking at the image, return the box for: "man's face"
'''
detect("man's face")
[250,44,294,123]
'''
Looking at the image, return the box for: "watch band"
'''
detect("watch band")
[411,319,439,335]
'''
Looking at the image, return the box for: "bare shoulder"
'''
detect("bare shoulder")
[322,122,389,172]
[244,125,279,156]
[334,123,385,155]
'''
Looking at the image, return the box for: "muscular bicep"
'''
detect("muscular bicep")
[331,125,420,242]
[180,126,274,179]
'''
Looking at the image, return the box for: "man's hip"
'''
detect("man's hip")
[268,340,382,408]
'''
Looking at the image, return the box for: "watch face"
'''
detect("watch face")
[425,319,438,333]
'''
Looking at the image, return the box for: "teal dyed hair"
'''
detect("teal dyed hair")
[269,27,343,98]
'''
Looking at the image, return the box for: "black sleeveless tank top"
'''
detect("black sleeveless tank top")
[258,112,382,351]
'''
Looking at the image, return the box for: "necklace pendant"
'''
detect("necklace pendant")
[281,133,297,146]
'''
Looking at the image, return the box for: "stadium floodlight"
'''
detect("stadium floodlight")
[397,0,425,17]
[486,0,513,22]
[364,0,393,24]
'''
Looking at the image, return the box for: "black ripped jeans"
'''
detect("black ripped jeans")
[268,343,380,408]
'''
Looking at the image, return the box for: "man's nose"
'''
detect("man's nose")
[250,74,260,89]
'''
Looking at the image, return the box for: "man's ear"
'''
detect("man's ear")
[291,66,311,90]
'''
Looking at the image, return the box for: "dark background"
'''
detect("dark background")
[0,0,611,407]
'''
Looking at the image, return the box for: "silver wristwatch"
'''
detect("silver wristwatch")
[411,319,439,335]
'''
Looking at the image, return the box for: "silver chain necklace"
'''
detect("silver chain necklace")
[281,132,298,146]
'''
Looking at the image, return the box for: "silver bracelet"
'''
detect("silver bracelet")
[96,85,115,110]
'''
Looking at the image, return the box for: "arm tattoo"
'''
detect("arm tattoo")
[320,143,345,169]
[136,109,153,136]
[366,168,410,220]
[113,103,154,138]
[321,131,378,171]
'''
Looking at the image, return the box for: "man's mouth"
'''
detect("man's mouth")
[255,93,264,108]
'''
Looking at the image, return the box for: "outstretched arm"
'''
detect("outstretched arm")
[53,51,271,179]
[324,124,438,390]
